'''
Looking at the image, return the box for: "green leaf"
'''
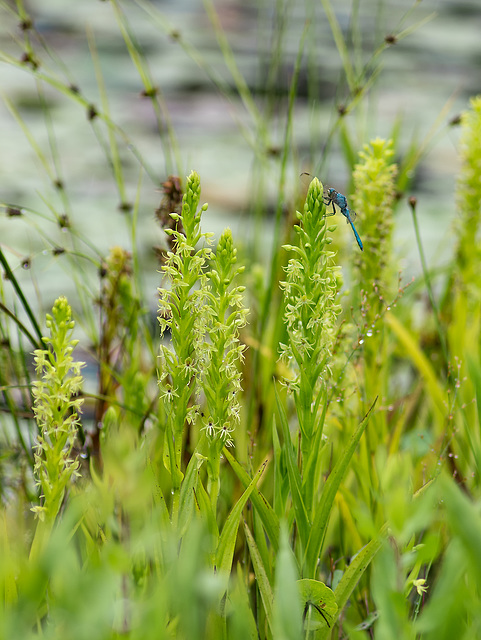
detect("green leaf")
[440,473,481,584]
[178,450,203,537]
[303,397,377,575]
[223,447,279,551]
[146,456,172,547]
[466,355,481,480]
[243,521,274,632]
[252,507,272,584]
[215,459,268,591]
[272,524,303,640]
[193,473,219,554]
[326,527,387,637]
[228,564,260,640]
[274,385,310,550]
[298,578,337,630]
[303,397,329,511]
[272,418,289,518]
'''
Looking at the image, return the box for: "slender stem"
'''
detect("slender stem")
[409,197,449,369]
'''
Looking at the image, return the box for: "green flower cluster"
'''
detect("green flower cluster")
[280,177,342,445]
[204,229,247,446]
[157,172,247,511]
[351,139,397,441]
[158,171,213,488]
[455,95,481,285]
[31,296,84,523]
[352,137,397,289]
[203,228,247,507]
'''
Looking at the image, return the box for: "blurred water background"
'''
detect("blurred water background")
[0,0,480,312]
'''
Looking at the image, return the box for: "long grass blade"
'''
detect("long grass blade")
[274,385,310,551]
[215,460,268,589]
[223,447,280,551]
[303,397,378,576]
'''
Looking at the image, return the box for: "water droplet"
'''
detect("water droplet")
[366,329,373,337]
[359,338,364,345]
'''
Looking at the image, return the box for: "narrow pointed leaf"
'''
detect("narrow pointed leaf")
[215,460,268,587]
[243,521,274,631]
[315,527,388,640]
[274,385,310,549]
[224,447,279,551]
[304,397,377,575]
[178,451,203,537]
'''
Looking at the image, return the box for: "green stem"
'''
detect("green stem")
[409,198,449,369]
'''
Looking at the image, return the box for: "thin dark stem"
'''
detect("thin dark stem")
[409,197,449,369]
